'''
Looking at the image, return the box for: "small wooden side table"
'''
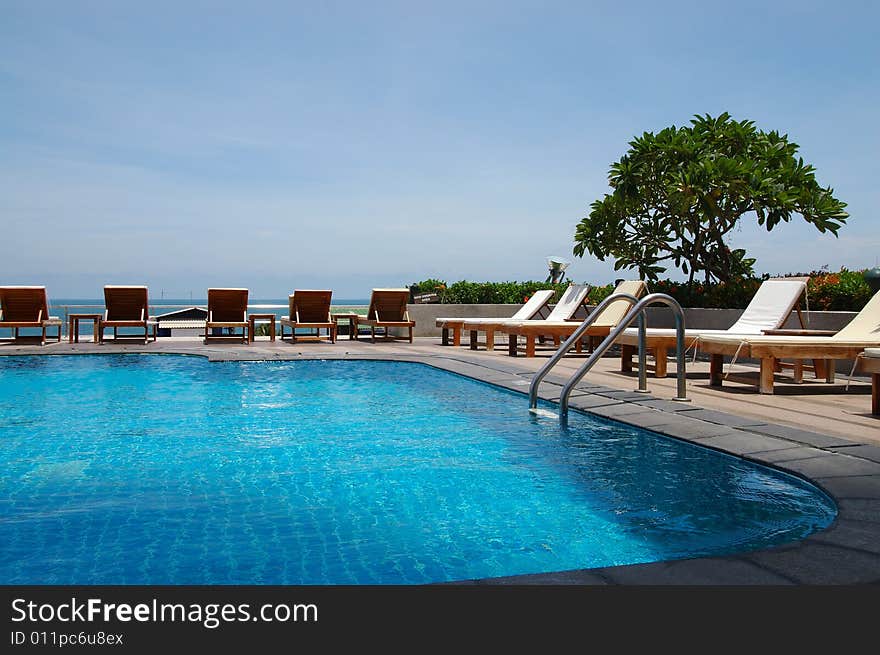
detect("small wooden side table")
[68,313,102,343]
[248,313,276,343]
[761,328,837,383]
[331,313,361,340]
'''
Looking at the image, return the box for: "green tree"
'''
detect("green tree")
[573,113,849,284]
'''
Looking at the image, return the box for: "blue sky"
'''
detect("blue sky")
[2,1,878,298]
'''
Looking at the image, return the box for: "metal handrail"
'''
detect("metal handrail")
[558,292,690,418]
[528,292,641,409]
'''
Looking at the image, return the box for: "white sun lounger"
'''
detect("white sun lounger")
[699,289,880,393]
[617,279,807,377]
[435,289,556,349]
[504,281,644,357]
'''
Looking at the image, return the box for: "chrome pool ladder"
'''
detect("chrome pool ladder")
[528,292,690,418]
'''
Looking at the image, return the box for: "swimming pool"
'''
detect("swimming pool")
[0,355,836,584]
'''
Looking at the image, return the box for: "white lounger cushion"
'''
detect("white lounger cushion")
[726,279,806,334]
[590,280,648,328]
[508,289,555,321]
[544,284,591,321]
[622,279,806,339]
[866,348,880,358]
[436,289,555,325]
[835,289,880,340]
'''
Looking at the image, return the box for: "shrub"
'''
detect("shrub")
[429,280,572,304]
[805,268,872,311]
[413,279,447,294]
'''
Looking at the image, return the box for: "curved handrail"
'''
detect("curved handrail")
[528,292,641,409]
[559,292,689,418]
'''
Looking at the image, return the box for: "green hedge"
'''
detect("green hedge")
[442,281,574,304]
[411,268,873,311]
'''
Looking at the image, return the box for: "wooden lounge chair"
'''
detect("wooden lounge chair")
[699,288,880,394]
[435,289,556,350]
[858,348,880,415]
[204,288,249,344]
[505,281,646,357]
[0,286,62,345]
[280,290,337,343]
[617,279,807,378]
[99,285,157,344]
[355,288,415,343]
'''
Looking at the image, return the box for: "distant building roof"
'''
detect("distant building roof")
[154,306,207,321]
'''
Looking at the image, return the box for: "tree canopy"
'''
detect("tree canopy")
[573,113,849,284]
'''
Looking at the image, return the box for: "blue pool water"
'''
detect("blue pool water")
[0,355,836,584]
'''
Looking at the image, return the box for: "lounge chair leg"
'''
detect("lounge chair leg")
[525,336,535,358]
[710,354,723,386]
[469,330,478,350]
[508,335,517,357]
[41,326,46,346]
[452,326,460,347]
[621,345,634,373]
[759,358,776,394]
[441,328,449,346]
[409,326,413,344]
[485,330,494,351]
[371,326,375,343]
[825,359,835,383]
[792,360,804,384]
[655,349,667,378]
[872,373,879,415]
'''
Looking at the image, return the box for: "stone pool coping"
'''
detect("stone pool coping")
[2,343,879,585]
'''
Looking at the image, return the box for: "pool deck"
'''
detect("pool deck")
[2,335,879,585]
